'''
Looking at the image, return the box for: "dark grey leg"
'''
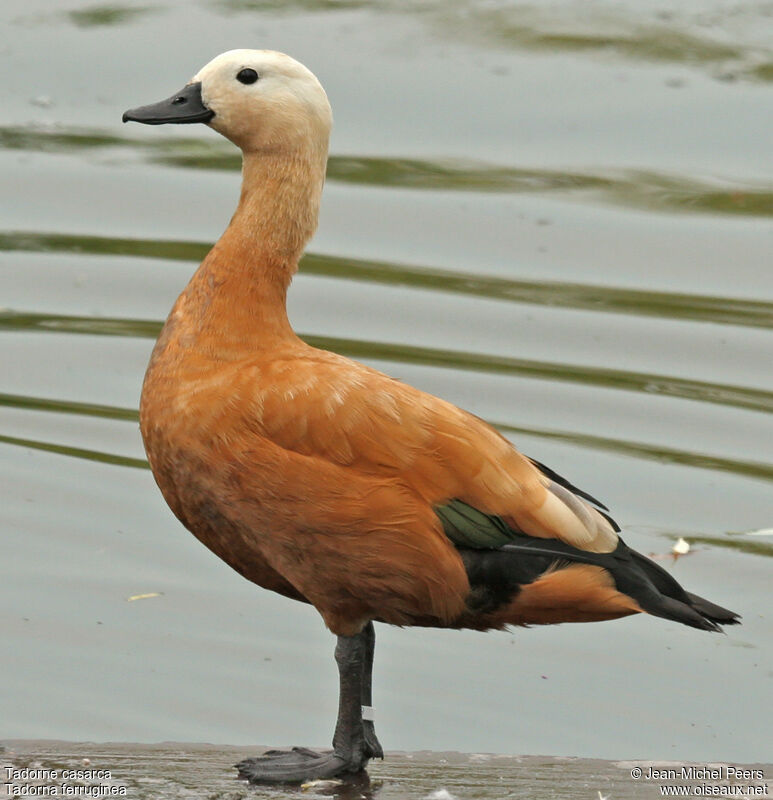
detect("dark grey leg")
[331,631,367,763]
[361,621,384,759]
[235,627,372,784]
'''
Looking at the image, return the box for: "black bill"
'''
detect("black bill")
[122,81,214,125]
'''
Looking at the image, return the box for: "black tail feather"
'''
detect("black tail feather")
[640,594,723,632]
[685,592,741,625]
[628,549,692,604]
[480,535,741,632]
[623,548,740,630]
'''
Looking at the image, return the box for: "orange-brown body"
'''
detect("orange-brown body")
[128,48,737,784]
[138,52,738,643]
[140,144,638,637]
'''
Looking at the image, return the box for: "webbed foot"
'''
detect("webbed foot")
[236,626,382,784]
[363,722,384,760]
[235,746,367,784]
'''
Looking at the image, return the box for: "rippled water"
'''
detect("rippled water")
[2,0,772,779]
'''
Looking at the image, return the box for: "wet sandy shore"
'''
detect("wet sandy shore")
[2,741,770,799]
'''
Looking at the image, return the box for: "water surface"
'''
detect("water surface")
[1,0,772,778]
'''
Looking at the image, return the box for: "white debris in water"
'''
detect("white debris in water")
[301,778,343,791]
[425,791,459,800]
[740,527,773,536]
[672,537,691,555]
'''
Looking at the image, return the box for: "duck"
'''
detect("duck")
[123,49,740,784]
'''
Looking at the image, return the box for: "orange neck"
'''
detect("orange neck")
[170,147,326,354]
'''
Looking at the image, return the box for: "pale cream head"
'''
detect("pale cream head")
[192,49,332,156]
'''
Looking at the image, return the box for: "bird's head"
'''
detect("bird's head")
[123,49,332,156]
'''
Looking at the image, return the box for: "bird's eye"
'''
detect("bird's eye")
[236,68,259,85]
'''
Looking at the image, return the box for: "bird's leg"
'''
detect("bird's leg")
[330,629,368,766]
[360,621,384,760]
[235,627,371,783]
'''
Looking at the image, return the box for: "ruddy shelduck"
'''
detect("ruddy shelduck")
[123,50,740,783]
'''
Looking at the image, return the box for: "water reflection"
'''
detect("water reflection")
[497,422,773,485]
[1,308,770,413]
[0,431,147,469]
[204,0,773,83]
[686,534,773,559]
[0,391,137,421]
[67,4,154,28]
[2,388,770,484]
[2,230,771,329]
[299,772,382,800]
[215,0,368,13]
[438,9,743,65]
[2,125,772,216]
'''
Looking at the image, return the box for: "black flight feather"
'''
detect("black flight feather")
[436,500,739,631]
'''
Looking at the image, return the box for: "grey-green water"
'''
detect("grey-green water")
[2,0,772,792]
